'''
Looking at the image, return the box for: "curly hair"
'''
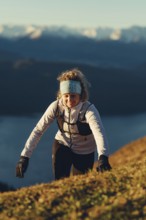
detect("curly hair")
[56,68,90,101]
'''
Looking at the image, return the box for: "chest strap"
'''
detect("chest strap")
[56,102,93,136]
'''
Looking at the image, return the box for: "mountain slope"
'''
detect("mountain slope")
[110,136,146,166]
[0,137,145,220]
[1,27,146,68]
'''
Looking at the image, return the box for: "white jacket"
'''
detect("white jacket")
[21,99,109,158]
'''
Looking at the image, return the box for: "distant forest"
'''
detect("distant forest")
[1,59,146,116]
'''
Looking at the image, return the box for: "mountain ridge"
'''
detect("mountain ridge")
[1,25,146,69]
[1,25,146,42]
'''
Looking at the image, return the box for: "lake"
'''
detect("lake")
[0,113,146,189]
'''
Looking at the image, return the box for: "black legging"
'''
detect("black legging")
[53,142,94,180]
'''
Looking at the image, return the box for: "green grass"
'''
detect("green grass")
[0,137,146,220]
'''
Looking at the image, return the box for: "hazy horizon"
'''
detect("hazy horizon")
[0,0,146,29]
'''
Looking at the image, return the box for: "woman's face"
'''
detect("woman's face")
[62,93,81,108]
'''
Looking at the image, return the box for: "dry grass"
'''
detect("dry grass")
[0,137,146,220]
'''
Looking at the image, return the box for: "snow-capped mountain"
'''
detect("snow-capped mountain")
[0,24,146,42]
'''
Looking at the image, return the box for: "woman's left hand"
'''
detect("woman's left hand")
[96,155,112,172]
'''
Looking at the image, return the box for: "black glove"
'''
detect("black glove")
[16,156,29,178]
[97,155,112,172]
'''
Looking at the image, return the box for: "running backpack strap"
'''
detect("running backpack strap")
[79,101,93,121]
[55,101,65,132]
[54,100,59,117]
[77,101,93,136]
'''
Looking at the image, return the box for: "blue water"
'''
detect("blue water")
[0,113,146,189]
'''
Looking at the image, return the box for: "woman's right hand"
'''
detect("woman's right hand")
[16,156,29,178]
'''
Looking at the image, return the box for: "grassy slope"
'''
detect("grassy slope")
[0,137,146,220]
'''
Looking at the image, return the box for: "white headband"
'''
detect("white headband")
[60,80,81,94]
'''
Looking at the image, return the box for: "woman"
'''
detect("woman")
[16,68,111,180]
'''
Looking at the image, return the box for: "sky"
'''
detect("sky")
[0,0,146,28]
